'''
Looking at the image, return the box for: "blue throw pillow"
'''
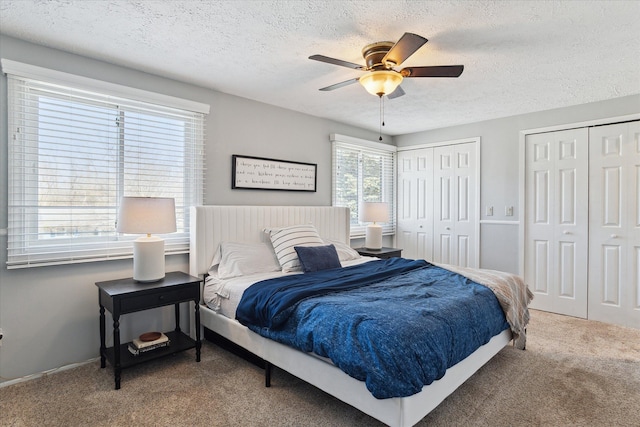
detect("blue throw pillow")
[294,244,342,273]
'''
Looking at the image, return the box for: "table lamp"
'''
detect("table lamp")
[362,202,389,250]
[117,197,176,282]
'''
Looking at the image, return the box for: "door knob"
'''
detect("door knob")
[610,234,618,239]
[445,227,451,230]
[563,231,571,235]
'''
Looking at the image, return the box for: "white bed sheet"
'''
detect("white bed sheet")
[203,257,374,318]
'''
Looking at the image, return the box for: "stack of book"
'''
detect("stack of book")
[128,333,170,356]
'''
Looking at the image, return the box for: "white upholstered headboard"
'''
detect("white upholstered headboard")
[189,205,351,277]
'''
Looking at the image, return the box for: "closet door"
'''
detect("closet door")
[588,121,640,328]
[525,129,589,317]
[396,149,433,260]
[433,143,478,267]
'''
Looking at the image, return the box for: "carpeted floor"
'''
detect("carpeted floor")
[2,309,639,427]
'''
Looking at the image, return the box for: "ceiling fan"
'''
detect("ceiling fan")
[309,33,464,99]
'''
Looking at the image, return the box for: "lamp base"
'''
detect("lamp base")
[133,236,165,282]
[365,224,383,250]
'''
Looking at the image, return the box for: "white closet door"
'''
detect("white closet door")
[433,143,478,267]
[397,149,433,260]
[452,144,477,267]
[434,147,455,264]
[588,121,640,328]
[525,129,589,317]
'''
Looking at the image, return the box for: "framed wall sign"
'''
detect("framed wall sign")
[232,155,317,192]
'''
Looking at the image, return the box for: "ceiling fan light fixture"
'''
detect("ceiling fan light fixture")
[359,70,403,97]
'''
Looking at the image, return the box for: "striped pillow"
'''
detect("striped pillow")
[268,224,324,272]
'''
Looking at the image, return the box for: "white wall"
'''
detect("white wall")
[395,94,640,273]
[0,35,388,383]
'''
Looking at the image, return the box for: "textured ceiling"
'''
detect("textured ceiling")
[1,0,639,135]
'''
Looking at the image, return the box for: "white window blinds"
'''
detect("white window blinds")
[5,65,206,268]
[331,134,396,238]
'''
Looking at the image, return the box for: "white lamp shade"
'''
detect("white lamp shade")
[116,197,176,234]
[361,202,390,223]
[117,197,176,282]
[362,202,389,250]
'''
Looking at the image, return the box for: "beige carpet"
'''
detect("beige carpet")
[2,310,639,427]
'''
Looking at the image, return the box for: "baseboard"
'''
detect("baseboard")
[0,357,100,388]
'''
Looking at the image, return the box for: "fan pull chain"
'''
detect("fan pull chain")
[379,95,384,141]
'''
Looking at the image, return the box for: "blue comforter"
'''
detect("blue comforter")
[236,258,509,399]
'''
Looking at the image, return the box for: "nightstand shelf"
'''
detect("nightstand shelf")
[103,330,196,369]
[356,247,403,259]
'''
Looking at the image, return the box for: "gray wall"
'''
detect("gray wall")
[206,91,392,206]
[0,35,387,383]
[395,94,640,273]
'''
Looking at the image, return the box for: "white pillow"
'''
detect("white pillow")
[209,241,281,279]
[267,224,324,272]
[323,238,361,262]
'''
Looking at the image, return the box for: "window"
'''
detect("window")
[4,60,208,268]
[331,134,396,238]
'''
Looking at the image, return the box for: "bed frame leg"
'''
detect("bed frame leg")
[265,362,272,387]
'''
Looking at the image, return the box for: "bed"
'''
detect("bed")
[189,205,532,426]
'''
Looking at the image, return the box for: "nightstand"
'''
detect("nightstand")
[96,271,202,389]
[356,247,403,259]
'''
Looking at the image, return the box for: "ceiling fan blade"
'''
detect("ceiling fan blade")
[319,78,360,91]
[382,33,428,66]
[401,65,464,78]
[386,86,405,99]
[309,54,365,70]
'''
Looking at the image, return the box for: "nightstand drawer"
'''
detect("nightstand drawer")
[120,286,197,312]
